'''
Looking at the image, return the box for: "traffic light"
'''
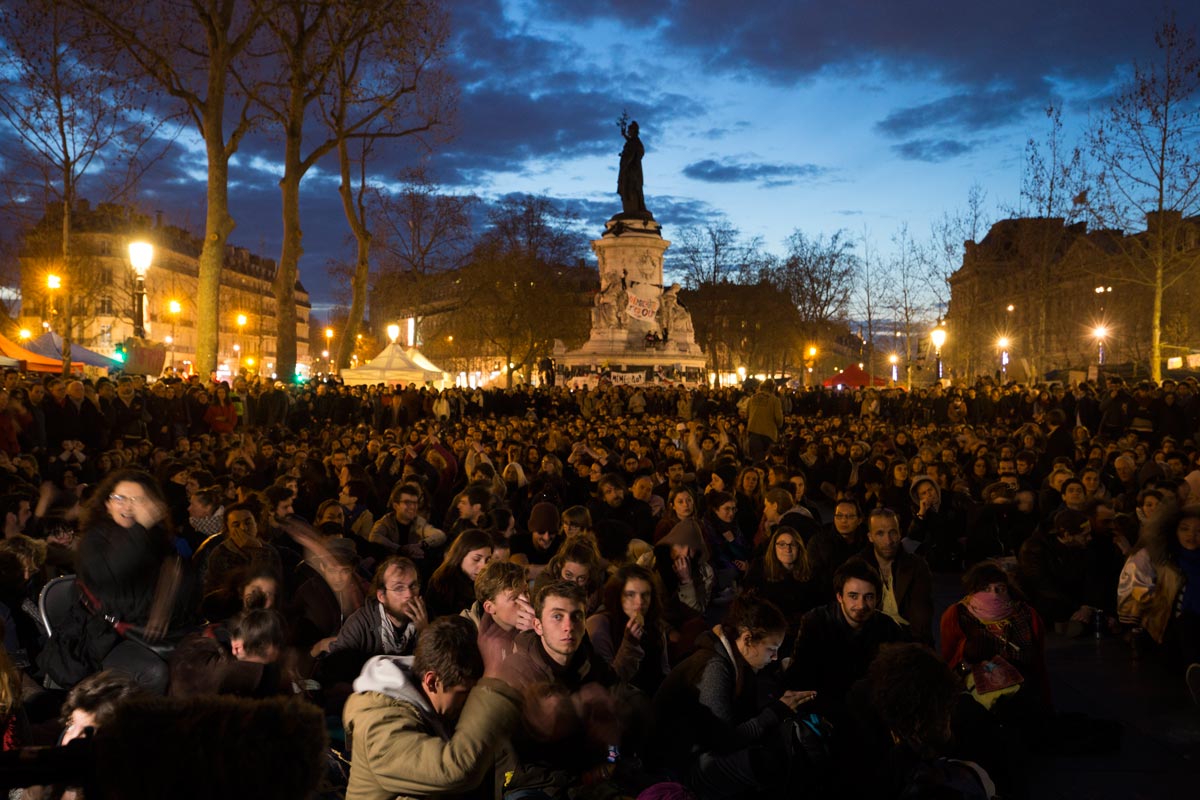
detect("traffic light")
[114,342,126,363]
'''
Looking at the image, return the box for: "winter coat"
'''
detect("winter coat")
[343,655,521,800]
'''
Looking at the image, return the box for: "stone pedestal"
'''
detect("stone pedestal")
[556,213,707,379]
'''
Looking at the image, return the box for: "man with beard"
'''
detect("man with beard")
[858,508,933,646]
[369,482,447,572]
[785,558,907,714]
[588,474,655,543]
[322,556,427,684]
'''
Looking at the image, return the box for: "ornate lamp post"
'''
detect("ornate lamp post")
[997,336,1010,382]
[128,241,153,339]
[888,353,899,384]
[46,274,61,332]
[930,320,947,381]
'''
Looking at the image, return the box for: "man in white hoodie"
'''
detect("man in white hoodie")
[342,616,524,800]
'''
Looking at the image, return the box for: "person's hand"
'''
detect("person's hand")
[310,637,336,658]
[673,555,692,583]
[779,689,817,712]
[133,495,167,530]
[1070,605,1093,624]
[403,596,428,630]
[512,595,536,631]
[624,613,645,641]
[733,559,748,572]
[723,530,736,543]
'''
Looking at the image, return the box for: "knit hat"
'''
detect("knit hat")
[528,502,560,534]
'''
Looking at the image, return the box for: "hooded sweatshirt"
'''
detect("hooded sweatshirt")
[343,655,521,800]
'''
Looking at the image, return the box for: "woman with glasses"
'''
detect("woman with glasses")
[699,490,751,590]
[55,470,195,693]
[744,526,821,650]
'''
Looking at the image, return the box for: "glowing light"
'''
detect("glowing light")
[128,241,153,274]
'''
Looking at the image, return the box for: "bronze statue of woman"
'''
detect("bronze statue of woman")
[617,119,646,215]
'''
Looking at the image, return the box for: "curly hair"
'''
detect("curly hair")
[867,643,957,754]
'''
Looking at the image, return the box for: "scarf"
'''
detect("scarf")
[378,603,415,655]
[966,592,1015,623]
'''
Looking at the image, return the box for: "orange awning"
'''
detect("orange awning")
[0,332,84,373]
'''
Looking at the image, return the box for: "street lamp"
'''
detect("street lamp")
[387,324,400,343]
[46,274,61,332]
[128,241,153,339]
[168,300,181,368]
[233,342,241,371]
[325,327,334,373]
[930,320,947,380]
[1093,325,1108,366]
[888,353,899,383]
[997,336,1010,382]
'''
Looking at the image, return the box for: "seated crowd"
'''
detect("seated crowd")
[0,370,1198,799]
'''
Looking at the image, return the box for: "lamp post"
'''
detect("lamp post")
[888,353,899,384]
[930,319,947,381]
[168,300,181,368]
[804,345,817,387]
[997,336,1010,382]
[128,242,153,339]
[387,324,400,344]
[46,274,61,332]
[233,343,241,372]
[1093,326,1108,367]
[236,313,246,362]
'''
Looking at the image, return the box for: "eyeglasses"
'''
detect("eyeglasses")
[775,541,799,550]
[833,513,859,520]
[109,494,148,506]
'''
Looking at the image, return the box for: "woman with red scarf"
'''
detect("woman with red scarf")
[940,561,1050,712]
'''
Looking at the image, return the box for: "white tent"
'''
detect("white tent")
[406,347,449,383]
[340,341,442,386]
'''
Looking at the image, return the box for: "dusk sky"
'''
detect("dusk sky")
[11,1,1200,316]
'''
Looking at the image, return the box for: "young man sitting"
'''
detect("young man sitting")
[343,616,524,800]
[463,559,536,644]
[502,580,622,798]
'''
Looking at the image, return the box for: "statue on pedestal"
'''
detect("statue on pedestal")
[617,114,645,216]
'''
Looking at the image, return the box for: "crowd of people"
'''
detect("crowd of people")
[0,368,1198,799]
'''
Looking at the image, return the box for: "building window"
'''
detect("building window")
[97,296,114,315]
[100,324,112,345]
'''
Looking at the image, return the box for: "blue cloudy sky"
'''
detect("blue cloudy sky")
[15,1,1200,313]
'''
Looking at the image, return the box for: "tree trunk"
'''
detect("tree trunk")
[195,83,236,377]
[335,138,370,369]
[60,190,73,375]
[1151,260,1164,382]
[273,70,309,381]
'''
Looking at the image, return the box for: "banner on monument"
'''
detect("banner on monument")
[610,371,646,385]
[626,294,659,322]
[1188,353,1200,369]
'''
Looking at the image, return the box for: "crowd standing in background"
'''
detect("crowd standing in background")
[0,369,1199,799]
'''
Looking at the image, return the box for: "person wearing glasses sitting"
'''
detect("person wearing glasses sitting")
[807,499,867,598]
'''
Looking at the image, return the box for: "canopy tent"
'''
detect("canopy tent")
[27,332,121,370]
[340,341,442,386]
[822,364,888,389]
[0,331,84,373]
[405,347,449,382]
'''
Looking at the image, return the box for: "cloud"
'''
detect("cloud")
[683,157,827,186]
[890,138,975,162]
[875,88,1034,138]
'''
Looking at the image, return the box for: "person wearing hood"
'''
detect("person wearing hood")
[906,475,967,572]
[343,616,524,800]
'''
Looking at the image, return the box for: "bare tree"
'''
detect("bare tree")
[927,183,990,310]
[0,0,165,372]
[256,0,452,379]
[315,4,454,369]
[670,220,766,289]
[771,229,857,336]
[1086,18,1200,381]
[852,229,894,381]
[73,0,273,375]
[886,224,931,390]
[1014,103,1088,378]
